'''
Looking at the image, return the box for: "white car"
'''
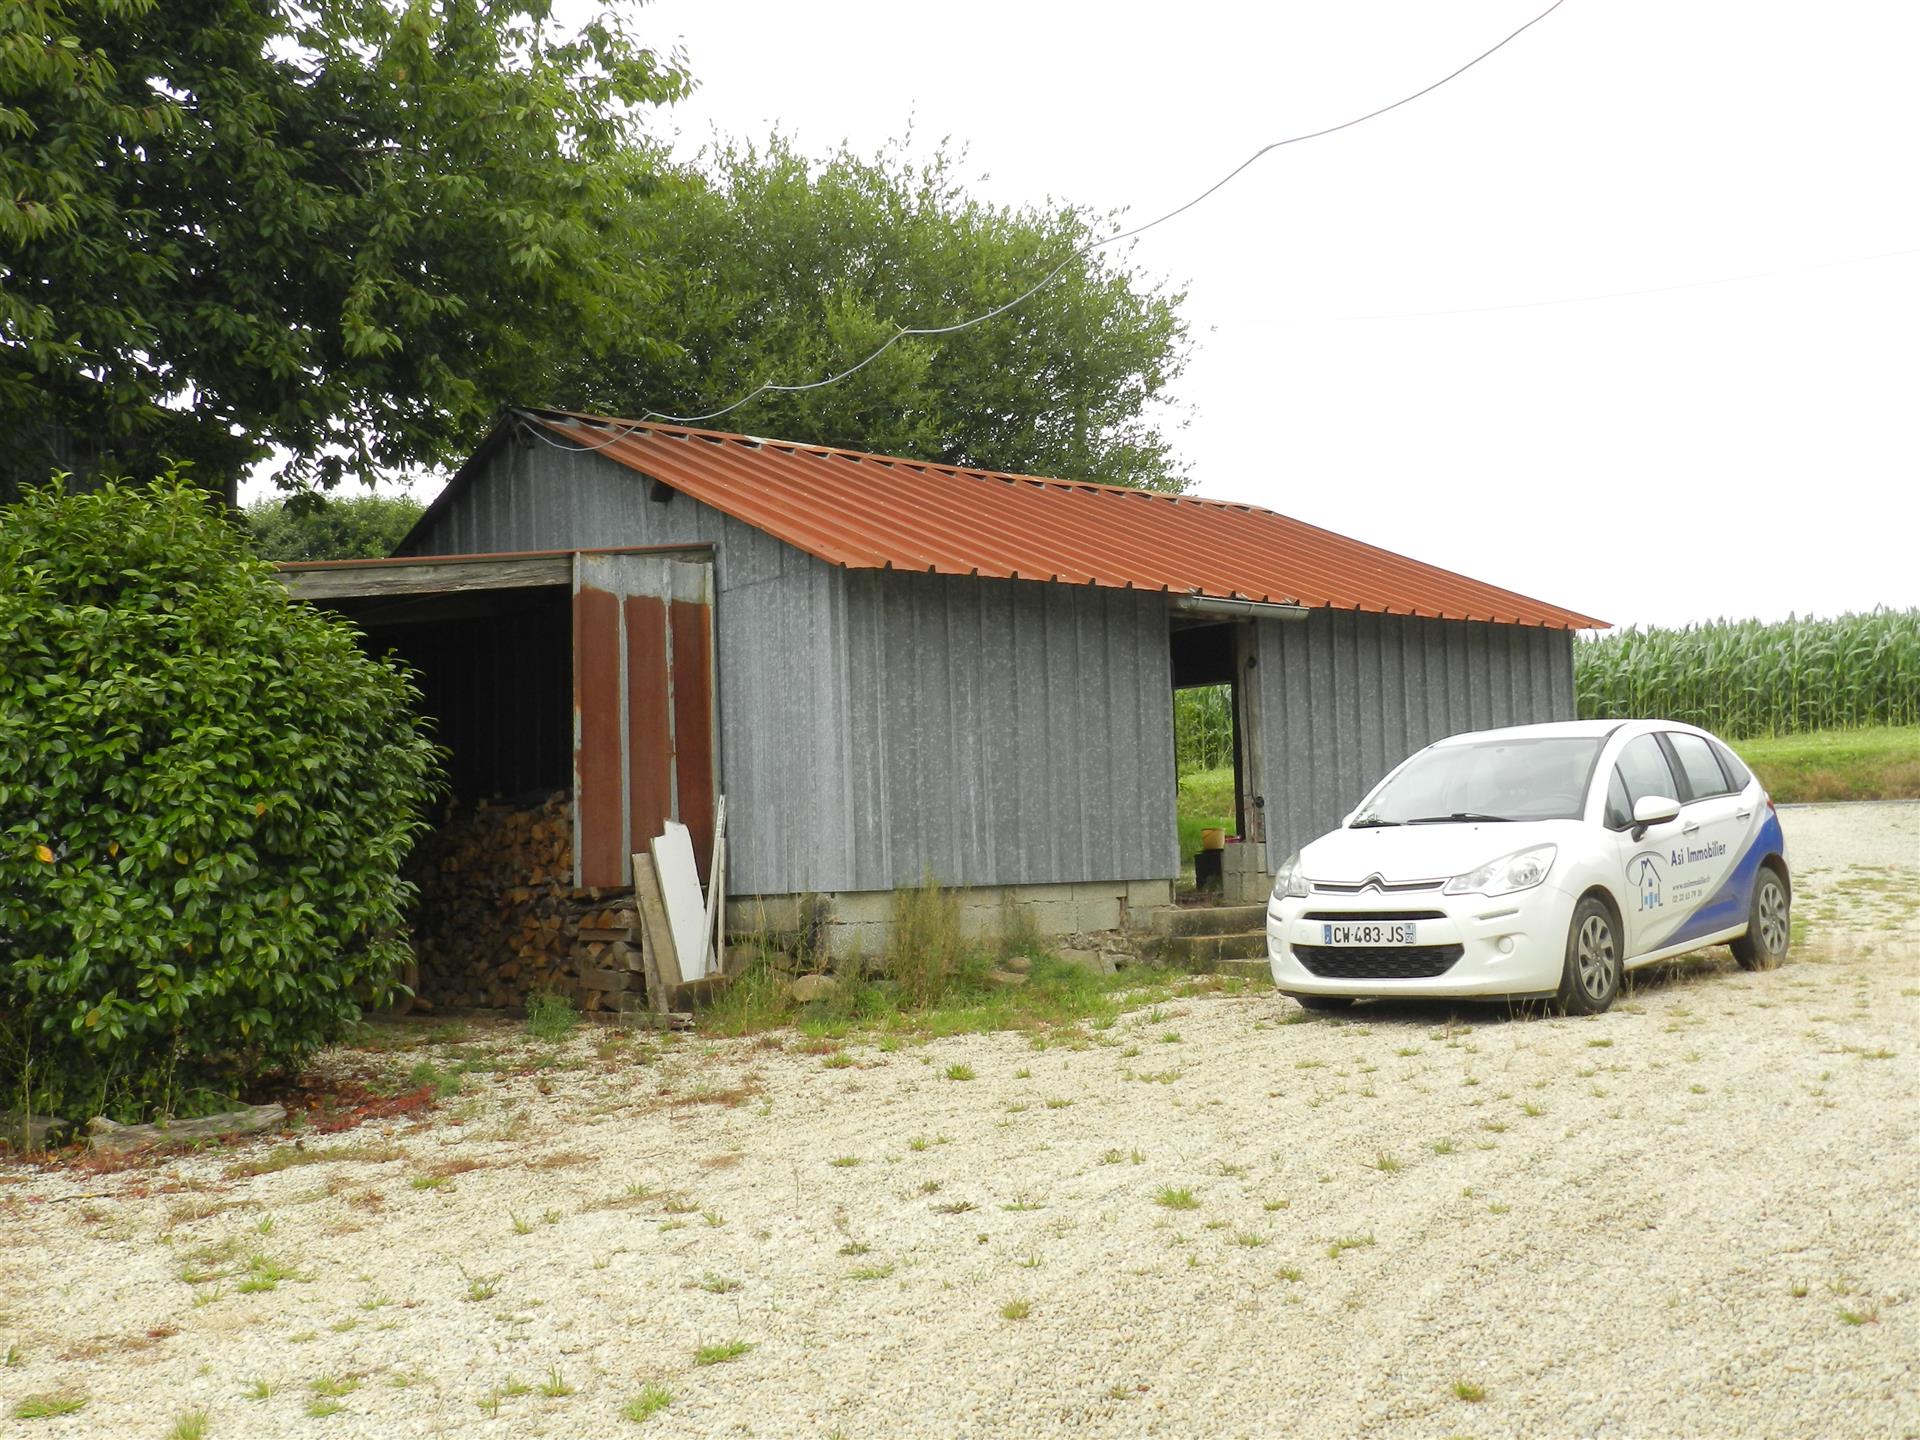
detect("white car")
[1266,719,1791,1015]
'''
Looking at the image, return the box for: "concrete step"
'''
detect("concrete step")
[1146,930,1270,966]
[1148,903,1267,938]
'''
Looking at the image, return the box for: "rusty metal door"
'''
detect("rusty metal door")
[571,552,716,888]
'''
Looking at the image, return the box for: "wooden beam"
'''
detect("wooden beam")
[279,554,573,602]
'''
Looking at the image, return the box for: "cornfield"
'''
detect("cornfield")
[1174,684,1235,773]
[1575,609,1920,739]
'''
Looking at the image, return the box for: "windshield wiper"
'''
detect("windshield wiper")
[1405,812,1517,825]
[1347,814,1400,828]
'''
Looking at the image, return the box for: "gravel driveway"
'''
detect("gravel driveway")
[5,803,1916,1439]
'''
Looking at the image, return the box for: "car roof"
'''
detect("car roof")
[1428,718,1714,747]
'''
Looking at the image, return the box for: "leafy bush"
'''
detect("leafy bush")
[0,475,442,1123]
[243,493,424,561]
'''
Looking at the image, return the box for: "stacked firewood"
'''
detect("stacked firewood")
[407,791,578,1008]
[574,903,648,1013]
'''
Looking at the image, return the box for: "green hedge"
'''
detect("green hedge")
[0,476,442,1123]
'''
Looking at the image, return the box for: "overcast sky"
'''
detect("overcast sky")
[376,0,1920,632]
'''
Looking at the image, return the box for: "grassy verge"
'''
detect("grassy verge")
[703,876,1219,1041]
[701,951,1208,1043]
[1733,726,1920,803]
[1177,764,1235,868]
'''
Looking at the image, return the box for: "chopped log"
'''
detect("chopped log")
[87,1103,286,1155]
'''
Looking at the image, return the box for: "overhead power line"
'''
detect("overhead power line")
[632,0,1573,430]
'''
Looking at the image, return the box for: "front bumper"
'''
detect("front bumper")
[1266,884,1575,1000]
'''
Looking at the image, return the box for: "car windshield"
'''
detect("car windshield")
[1351,737,1602,826]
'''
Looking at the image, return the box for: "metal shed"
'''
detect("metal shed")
[347,408,1601,959]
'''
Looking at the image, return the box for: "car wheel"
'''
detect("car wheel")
[1556,895,1621,1016]
[1293,994,1354,1013]
[1730,866,1790,971]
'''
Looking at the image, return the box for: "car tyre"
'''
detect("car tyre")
[1292,994,1355,1013]
[1556,895,1621,1016]
[1730,865,1790,971]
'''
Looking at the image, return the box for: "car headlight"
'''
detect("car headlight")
[1272,850,1309,900]
[1443,843,1557,897]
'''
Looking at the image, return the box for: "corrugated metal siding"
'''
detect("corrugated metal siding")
[419,439,858,897]
[842,571,1177,890]
[1253,609,1577,862]
[411,440,1578,895]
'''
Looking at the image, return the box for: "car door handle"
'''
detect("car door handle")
[1681,822,1700,836]
[1736,809,1753,821]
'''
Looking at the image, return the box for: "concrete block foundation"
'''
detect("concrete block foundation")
[726,878,1177,960]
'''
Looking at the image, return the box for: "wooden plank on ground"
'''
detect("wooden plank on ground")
[631,853,681,1010]
[701,795,727,980]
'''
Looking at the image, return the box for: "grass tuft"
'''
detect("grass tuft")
[525,989,578,1043]
[693,1339,754,1367]
[622,1384,672,1422]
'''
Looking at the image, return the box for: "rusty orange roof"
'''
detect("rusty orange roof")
[482,410,1604,629]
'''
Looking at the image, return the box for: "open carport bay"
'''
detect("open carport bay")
[4,805,1915,1438]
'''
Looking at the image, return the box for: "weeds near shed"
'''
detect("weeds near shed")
[1000,1298,1032,1321]
[888,873,965,1006]
[525,991,578,1043]
[1154,1186,1199,1211]
[1452,1380,1487,1402]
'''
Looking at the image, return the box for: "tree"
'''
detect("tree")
[0,473,442,1123]
[245,492,426,561]
[0,0,687,503]
[566,136,1193,491]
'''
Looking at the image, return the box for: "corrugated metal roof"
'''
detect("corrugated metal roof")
[505,410,1605,630]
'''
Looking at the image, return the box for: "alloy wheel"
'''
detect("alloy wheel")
[1577,913,1618,999]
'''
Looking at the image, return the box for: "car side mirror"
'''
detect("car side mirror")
[1631,794,1680,840]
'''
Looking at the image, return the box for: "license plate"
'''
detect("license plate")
[1320,921,1418,947]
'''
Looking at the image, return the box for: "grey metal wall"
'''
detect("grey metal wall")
[409,440,1181,895]
[1252,609,1577,862]
[409,439,858,896]
[411,437,1574,894]
[841,570,1177,891]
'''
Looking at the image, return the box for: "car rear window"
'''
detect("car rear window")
[1713,740,1753,790]
[1668,732,1734,800]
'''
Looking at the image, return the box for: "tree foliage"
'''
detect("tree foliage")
[568,135,1193,491]
[0,474,442,1123]
[0,0,687,500]
[244,492,425,561]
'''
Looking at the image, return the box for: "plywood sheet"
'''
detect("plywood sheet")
[650,821,707,981]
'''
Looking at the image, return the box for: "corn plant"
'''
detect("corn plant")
[1575,609,1919,738]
